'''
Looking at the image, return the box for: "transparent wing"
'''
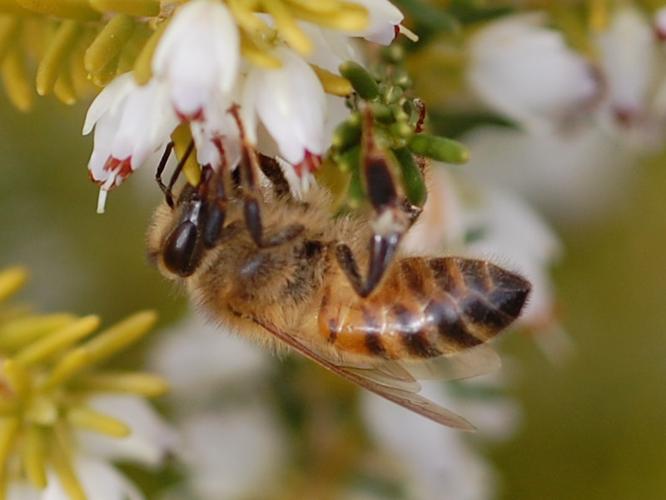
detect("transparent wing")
[254,317,486,430]
[399,344,501,381]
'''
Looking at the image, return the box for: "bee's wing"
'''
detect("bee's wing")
[254,317,476,430]
[399,344,501,381]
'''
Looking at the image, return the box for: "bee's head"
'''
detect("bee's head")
[147,167,225,280]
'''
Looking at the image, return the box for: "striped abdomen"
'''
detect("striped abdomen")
[319,257,531,359]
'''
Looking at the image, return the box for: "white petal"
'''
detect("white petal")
[88,111,121,182]
[153,0,240,116]
[112,80,178,169]
[7,482,40,500]
[463,125,636,222]
[402,167,466,254]
[251,48,326,163]
[299,23,362,72]
[350,0,403,45]
[83,74,135,135]
[361,385,496,500]
[597,6,656,118]
[149,313,269,401]
[43,457,143,500]
[655,7,666,39]
[468,13,598,132]
[179,403,286,499]
[80,395,179,468]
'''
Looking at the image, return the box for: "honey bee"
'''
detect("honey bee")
[147,108,530,430]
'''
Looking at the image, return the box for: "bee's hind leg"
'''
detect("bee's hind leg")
[229,105,304,248]
[334,108,410,298]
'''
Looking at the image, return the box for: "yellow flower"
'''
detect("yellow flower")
[0,267,169,500]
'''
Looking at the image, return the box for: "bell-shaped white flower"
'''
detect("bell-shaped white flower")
[596,6,657,127]
[189,92,242,170]
[350,0,404,44]
[299,23,362,73]
[153,0,240,120]
[242,47,327,164]
[468,13,599,132]
[150,314,269,402]
[150,315,284,500]
[655,7,666,40]
[176,404,286,500]
[83,74,178,213]
[360,384,498,500]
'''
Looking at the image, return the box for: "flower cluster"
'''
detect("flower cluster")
[463,3,666,221]
[81,0,411,212]
[0,267,175,500]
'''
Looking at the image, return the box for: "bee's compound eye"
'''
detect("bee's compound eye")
[163,221,203,277]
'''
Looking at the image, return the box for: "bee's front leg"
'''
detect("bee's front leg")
[155,140,195,208]
[229,105,304,248]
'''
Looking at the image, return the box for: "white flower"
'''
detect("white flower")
[594,5,666,149]
[149,313,269,404]
[655,7,666,40]
[597,6,656,124]
[242,47,327,164]
[79,395,179,468]
[152,0,240,120]
[176,404,287,500]
[462,125,635,223]
[189,91,242,170]
[83,74,178,213]
[150,314,284,499]
[349,0,404,45]
[360,384,499,500]
[299,24,362,73]
[468,13,599,132]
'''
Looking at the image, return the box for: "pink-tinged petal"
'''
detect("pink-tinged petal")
[655,7,666,41]
[250,48,326,164]
[597,6,656,124]
[349,0,404,45]
[153,0,239,118]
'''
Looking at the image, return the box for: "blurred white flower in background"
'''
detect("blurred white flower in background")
[150,314,285,499]
[465,6,666,223]
[467,13,599,134]
[360,378,516,500]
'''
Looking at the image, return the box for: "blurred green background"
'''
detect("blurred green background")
[1,94,665,500]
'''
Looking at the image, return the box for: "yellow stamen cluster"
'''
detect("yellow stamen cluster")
[0,267,167,500]
[0,0,367,110]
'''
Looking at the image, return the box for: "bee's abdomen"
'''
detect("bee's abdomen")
[319,257,531,359]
